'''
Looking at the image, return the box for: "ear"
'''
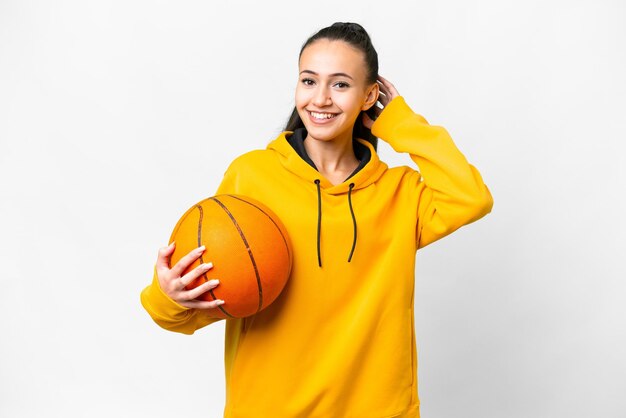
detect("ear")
[361,82,380,111]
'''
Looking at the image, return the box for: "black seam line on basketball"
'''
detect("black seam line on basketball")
[211,196,264,313]
[227,195,292,270]
[196,204,234,318]
[196,205,205,265]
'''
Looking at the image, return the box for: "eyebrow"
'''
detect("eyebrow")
[300,70,354,80]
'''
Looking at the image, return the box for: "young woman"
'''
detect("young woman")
[141,22,493,418]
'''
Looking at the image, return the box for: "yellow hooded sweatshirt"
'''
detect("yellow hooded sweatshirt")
[140,96,493,418]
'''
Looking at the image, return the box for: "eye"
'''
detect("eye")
[333,81,350,89]
[301,78,315,86]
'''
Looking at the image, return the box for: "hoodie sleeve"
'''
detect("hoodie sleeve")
[140,267,223,334]
[371,96,493,249]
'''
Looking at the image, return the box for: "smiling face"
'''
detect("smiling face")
[295,39,378,144]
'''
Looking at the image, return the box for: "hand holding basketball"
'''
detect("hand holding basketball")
[155,242,225,309]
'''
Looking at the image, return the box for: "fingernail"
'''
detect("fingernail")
[208,279,219,285]
[203,262,213,270]
[169,241,175,247]
[197,245,205,252]
[216,300,225,305]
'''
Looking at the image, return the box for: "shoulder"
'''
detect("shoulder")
[225,133,290,175]
[225,148,276,174]
[217,147,280,195]
[384,165,422,185]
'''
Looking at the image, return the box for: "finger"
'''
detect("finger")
[377,78,389,94]
[378,92,390,106]
[155,242,176,272]
[379,81,391,96]
[170,246,205,277]
[378,75,393,87]
[185,280,219,300]
[180,262,214,288]
[378,75,400,98]
[377,81,389,95]
[181,298,225,310]
[182,278,219,300]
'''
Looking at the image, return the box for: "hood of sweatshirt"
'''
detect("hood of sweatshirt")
[267,129,389,267]
[267,129,388,195]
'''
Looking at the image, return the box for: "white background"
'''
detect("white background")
[1,1,625,417]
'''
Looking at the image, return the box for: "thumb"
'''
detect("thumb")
[156,242,176,272]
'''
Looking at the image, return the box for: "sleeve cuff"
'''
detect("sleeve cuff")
[140,266,191,321]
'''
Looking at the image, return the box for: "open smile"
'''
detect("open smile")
[307,110,339,124]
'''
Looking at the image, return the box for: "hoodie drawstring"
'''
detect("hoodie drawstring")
[313,180,359,267]
[347,183,357,262]
[314,179,322,267]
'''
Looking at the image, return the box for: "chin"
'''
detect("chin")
[302,124,345,142]
[304,131,335,142]
[298,112,352,142]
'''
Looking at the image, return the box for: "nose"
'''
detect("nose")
[312,86,332,107]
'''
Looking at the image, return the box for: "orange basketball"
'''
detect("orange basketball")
[168,194,292,319]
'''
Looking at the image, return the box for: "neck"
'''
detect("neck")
[304,132,359,184]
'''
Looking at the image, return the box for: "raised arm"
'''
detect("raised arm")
[368,76,493,248]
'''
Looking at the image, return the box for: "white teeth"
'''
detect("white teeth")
[310,111,336,120]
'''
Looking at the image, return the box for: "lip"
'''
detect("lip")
[306,110,339,125]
